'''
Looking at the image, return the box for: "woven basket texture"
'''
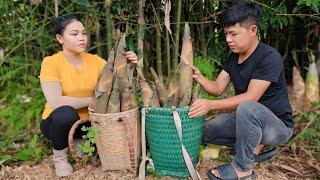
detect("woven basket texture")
[145,107,204,177]
[89,107,141,171]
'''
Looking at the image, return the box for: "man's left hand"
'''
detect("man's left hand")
[188,99,213,118]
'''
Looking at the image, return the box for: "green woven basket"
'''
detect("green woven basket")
[145,107,205,178]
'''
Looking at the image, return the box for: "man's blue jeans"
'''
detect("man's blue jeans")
[202,101,293,171]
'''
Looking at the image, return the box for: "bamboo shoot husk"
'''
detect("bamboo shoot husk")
[94,49,115,113]
[305,53,319,106]
[130,87,138,109]
[121,81,132,112]
[138,73,160,107]
[164,77,179,107]
[178,23,193,107]
[191,84,201,103]
[114,35,127,93]
[107,76,120,113]
[150,67,167,106]
[150,83,161,107]
[292,66,305,112]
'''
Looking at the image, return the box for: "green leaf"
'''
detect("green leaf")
[14,149,32,161]
[0,155,12,165]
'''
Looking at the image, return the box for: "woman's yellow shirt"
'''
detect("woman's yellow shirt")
[39,51,106,120]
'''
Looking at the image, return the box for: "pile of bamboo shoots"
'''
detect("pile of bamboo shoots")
[138,23,198,108]
[291,52,319,113]
[93,35,138,114]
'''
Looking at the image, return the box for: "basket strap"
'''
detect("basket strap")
[68,119,89,162]
[121,116,137,170]
[172,111,201,180]
[139,108,154,180]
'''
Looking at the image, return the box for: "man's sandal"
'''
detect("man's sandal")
[207,163,256,180]
[254,147,277,162]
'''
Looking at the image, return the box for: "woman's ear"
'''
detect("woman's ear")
[56,34,64,45]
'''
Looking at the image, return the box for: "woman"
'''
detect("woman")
[39,15,138,177]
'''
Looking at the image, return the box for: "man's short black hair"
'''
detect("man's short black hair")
[221,0,261,28]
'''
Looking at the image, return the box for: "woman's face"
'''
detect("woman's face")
[56,20,88,54]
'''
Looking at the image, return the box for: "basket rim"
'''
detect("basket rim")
[89,107,139,116]
[144,106,190,111]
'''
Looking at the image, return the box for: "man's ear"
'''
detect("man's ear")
[56,34,63,45]
[250,25,258,36]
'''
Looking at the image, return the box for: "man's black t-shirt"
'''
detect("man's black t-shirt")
[223,42,293,128]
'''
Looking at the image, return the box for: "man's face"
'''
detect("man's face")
[223,23,257,54]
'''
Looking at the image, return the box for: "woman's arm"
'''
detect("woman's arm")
[41,82,91,110]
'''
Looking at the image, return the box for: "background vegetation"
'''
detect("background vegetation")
[0,0,319,173]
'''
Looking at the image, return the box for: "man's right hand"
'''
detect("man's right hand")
[191,66,203,81]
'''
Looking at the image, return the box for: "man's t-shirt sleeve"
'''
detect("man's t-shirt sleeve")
[222,54,232,74]
[252,52,283,83]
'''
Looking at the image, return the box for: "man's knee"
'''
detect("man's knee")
[236,101,258,115]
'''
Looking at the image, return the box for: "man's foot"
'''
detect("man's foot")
[254,144,264,155]
[210,164,252,179]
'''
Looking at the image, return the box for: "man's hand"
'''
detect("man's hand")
[191,66,203,81]
[188,99,213,118]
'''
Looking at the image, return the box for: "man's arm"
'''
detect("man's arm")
[41,82,92,110]
[192,66,230,96]
[189,79,271,118]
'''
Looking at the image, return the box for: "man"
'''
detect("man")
[188,1,293,179]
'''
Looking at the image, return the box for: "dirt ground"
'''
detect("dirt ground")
[1,149,319,180]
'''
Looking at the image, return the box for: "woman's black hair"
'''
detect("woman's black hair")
[221,0,261,28]
[53,14,83,35]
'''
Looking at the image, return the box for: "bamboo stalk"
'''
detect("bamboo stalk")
[166,30,171,76]
[137,0,146,73]
[54,0,58,17]
[178,23,193,107]
[154,0,163,76]
[105,0,113,57]
[197,0,207,57]
[95,19,103,57]
[172,0,182,70]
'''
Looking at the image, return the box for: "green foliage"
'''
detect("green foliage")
[296,0,320,13]
[78,126,99,156]
[294,103,320,158]
[194,56,221,100]
[260,2,294,39]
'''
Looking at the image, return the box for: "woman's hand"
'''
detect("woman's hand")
[124,51,138,68]
[88,100,95,111]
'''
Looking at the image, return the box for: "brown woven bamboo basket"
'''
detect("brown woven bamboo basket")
[68,107,141,171]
